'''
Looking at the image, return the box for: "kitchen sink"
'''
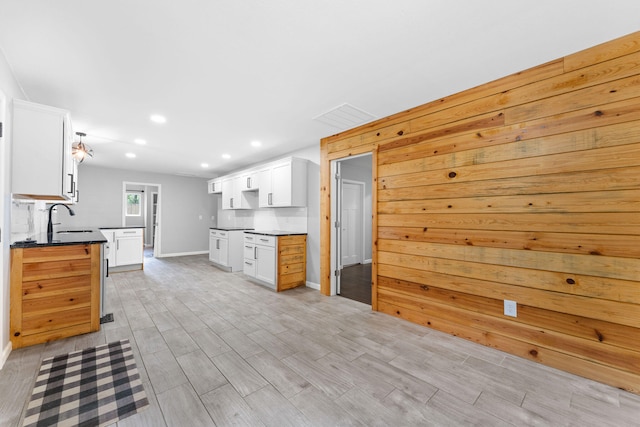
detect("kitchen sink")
[57,230,94,233]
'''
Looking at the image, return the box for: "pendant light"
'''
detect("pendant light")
[72,132,94,163]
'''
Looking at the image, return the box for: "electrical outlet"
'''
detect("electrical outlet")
[504,300,517,317]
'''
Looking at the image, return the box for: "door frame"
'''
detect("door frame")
[122,181,162,258]
[0,90,9,368]
[329,153,373,297]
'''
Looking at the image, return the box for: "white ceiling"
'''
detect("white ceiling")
[0,1,638,178]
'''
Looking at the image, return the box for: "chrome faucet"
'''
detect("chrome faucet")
[47,203,76,237]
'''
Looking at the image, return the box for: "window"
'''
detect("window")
[126,191,143,216]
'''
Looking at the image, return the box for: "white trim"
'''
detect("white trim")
[363,259,372,264]
[0,341,11,370]
[156,250,208,258]
[305,281,320,290]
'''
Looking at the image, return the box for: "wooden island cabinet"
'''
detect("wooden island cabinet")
[10,243,102,349]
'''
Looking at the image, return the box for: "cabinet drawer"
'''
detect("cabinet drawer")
[244,234,256,244]
[115,228,143,237]
[254,235,276,247]
[244,259,256,277]
[243,244,255,259]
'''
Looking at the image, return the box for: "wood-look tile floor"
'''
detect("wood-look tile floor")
[2,254,640,426]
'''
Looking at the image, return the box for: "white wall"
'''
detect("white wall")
[64,165,216,256]
[0,48,28,368]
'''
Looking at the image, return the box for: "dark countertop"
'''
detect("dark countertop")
[244,230,307,236]
[100,226,145,230]
[210,227,254,231]
[11,229,107,248]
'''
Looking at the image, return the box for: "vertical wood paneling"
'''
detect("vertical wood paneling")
[320,31,640,394]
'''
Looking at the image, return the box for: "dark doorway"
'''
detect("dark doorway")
[339,263,372,305]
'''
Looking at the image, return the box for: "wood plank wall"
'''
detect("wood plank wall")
[319,31,640,393]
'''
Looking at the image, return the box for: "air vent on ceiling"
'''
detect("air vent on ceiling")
[313,103,377,130]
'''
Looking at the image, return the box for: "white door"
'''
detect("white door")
[341,181,363,267]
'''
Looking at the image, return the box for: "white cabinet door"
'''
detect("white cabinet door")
[219,238,229,266]
[115,229,143,266]
[12,100,74,201]
[208,178,222,194]
[221,177,235,209]
[258,167,272,207]
[258,158,307,208]
[116,237,143,265]
[240,171,258,191]
[271,161,293,206]
[209,231,219,263]
[255,245,276,285]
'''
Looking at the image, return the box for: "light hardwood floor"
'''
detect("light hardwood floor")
[2,254,639,426]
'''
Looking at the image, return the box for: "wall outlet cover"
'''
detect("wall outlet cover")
[504,300,517,317]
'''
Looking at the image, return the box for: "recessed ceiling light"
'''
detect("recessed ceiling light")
[251,140,262,147]
[222,154,231,159]
[201,163,209,168]
[125,153,136,158]
[134,138,147,145]
[150,114,166,124]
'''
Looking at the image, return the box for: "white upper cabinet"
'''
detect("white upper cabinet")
[222,176,255,209]
[12,99,77,201]
[240,170,258,191]
[208,156,307,209]
[258,157,307,208]
[207,178,222,194]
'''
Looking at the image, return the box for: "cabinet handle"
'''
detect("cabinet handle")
[245,261,252,266]
[216,239,220,249]
[76,190,79,202]
[67,173,74,194]
[260,238,269,242]
[123,231,137,234]
[268,193,272,205]
[230,197,234,208]
[245,245,252,249]
[247,177,251,188]
[254,247,257,259]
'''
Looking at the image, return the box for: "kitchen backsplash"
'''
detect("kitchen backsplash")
[11,199,49,241]
[217,207,307,232]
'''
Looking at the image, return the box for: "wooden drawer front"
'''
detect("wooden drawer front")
[278,235,306,246]
[255,235,276,247]
[279,245,305,256]
[22,275,91,299]
[22,244,92,262]
[22,258,92,281]
[280,262,305,275]
[22,288,91,317]
[280,253,305,265]
[115,228,143,237]
[22,307,92,336]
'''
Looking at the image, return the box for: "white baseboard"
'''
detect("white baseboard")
[306,281,320,290]
[363,259,372,264]
[156,251,208,258]
[0,341,12,370]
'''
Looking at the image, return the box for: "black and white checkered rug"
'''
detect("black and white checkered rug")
[23,339,149,427]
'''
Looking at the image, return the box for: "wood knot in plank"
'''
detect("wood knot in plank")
[448,171,457,178]
[566,278,575,285]
[529,349,538,357]
[594,329,604,342]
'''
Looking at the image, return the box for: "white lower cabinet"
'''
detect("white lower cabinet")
[209,229,246,272]
[115,229,144,266]
[101,228,144,269]
[243,234,276,289]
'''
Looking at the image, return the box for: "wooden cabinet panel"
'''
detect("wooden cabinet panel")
[10,244,101,349]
